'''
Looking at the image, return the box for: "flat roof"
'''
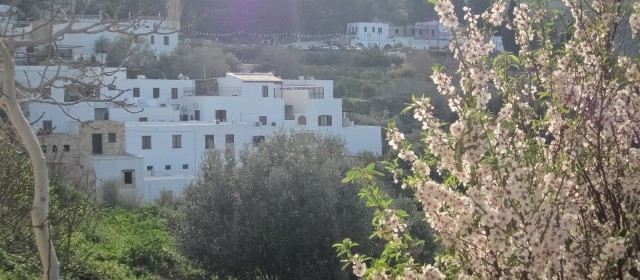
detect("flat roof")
[84,153,141,160]
[229,73,282,82]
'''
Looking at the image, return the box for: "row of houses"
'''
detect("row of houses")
[0,4,179,65]
[26,69,381,201]
[3,5,382,201]
[347,21,504,51]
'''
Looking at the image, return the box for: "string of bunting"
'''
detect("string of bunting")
[192,31,347,39]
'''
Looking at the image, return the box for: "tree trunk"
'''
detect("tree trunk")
[0,42,60,280]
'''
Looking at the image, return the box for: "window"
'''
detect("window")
[318,115,332,126]
[395,29,399,34]
[215,110,227,122]
[42,120,53,131]
[142,136,151,149]
[41,87,52,99]
[285,105,294,120]
[171,88,178,99]
[164,36,169,45]
[165,165,171,170]
[41,145,47,153]
[225,134,234,144]
[150,35,154,45]
[182,164,189,169]
[172,135,182,148]
[419,29,423,35]
[64,85,98,102]
[108,133,116,143]
[133,88,140,97]
[431,30,435,36]
[364,26,367,32]
[52,145,58,153]
[378,27,382,33]
[308,87,324,99]
[205,135,214,149]
[262,85,269,97]
[411,28,415,36]
[259,116,267,126]
[147,165,153,171]
[253,136,265,146]
[139,117,148,122]
[123,171,133,185]
[153,88,160,98]
[63,145,70,152]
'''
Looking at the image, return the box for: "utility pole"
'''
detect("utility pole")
[203,41,207,79]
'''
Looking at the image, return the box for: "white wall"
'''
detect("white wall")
[348,22,390,45]
[306,99,343,127]
[109,106,181,122]
[106,78,194,101]
[29,102,94,134]
[283,90,309,115]
[140,176,194,201]
[125,121,381,201]
[335,126,382,155]
[80,154,145,189]
[52,18,179,56]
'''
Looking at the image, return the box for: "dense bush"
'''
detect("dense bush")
[177,133,375,279]
[70,206,203,280]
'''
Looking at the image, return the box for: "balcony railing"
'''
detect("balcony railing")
[216,87,242,96]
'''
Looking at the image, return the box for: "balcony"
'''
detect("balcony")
[215,87,242,96]
[194,87,242,96]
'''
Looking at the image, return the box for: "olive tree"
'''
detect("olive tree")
[178,132,375,279]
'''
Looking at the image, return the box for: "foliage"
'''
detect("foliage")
[184,0,489,35]
[255,48,304,79]
[177,132,375,279]
[100,180,142,209]
[337,0,640,279]
[0,136,40,279]
[102,35,157,69]
[151,40,241,80]
[0,137,199,279]
[67,205,203,280]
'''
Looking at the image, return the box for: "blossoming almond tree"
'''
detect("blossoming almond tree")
[336,0,640,278]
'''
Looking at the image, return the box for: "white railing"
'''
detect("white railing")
[217,87,242,96]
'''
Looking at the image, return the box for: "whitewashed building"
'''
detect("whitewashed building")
[347,21,505,52]
[348,21,430,50]
[347,22,392,49]
[24,68,382,201]
[2,10,180,64]
[49,16,180,58]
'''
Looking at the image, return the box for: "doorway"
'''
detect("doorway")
[92,133,103,154]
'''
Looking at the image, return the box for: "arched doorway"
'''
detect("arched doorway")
[297,115,306,125]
